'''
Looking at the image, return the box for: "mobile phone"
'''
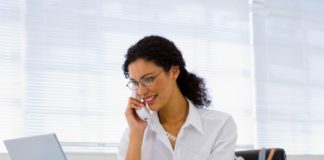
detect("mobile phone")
[131,91,151,121]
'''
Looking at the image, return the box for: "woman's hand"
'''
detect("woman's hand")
[125,97,148,135]
[124,97,148,160]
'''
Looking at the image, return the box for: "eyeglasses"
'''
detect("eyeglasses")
[126,70,163,90]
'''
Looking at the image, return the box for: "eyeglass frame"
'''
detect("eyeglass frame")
[126,70,164,90]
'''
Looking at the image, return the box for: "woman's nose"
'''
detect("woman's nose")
[136,84,148,98]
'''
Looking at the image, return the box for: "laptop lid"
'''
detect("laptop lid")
[4,133,67,160]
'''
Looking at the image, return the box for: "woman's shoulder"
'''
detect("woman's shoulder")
[196,107,234,122]
[195,108,237,134]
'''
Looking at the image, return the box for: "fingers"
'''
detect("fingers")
[125,97,144,120]
[128,97,145,109]
[124,108,137,122]
[124,97,148,133]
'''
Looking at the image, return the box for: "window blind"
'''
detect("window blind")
[2,0,323,155]
[252,0,324,154]
[0,0,26,152]
[0,0,253,152]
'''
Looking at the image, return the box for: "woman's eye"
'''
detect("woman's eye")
[143,77,154,83]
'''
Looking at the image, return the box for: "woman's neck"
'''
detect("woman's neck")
[158,92,189,125]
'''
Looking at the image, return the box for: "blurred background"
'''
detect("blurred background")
[0,0,323,159]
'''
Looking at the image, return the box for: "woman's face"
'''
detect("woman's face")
[128,59,179,111]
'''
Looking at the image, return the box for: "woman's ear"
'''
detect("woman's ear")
[171,66,180,79]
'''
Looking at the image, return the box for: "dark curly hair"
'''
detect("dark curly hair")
[122,35,211,108]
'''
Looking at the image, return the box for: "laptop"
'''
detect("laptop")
[4,133,67,160]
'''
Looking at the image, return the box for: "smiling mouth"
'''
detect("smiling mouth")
[143,95,157,105]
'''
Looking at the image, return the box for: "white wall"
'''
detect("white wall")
[1,153,324,160]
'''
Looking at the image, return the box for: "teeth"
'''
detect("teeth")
[144,96,155,102]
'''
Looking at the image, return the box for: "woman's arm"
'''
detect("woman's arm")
[125,129,145,160]
[120,97,148,160]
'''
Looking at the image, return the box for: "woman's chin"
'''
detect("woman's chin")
[147,103,160,112]
[148,106,158,112]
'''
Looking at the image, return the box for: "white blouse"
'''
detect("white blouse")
[117,101,237,160]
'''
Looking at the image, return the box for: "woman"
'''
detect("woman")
[118,35,237,160]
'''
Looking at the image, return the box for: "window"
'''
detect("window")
[1,0,323,155]
[252,0,324,154]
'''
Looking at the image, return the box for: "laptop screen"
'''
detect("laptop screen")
[4,133,67,160]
